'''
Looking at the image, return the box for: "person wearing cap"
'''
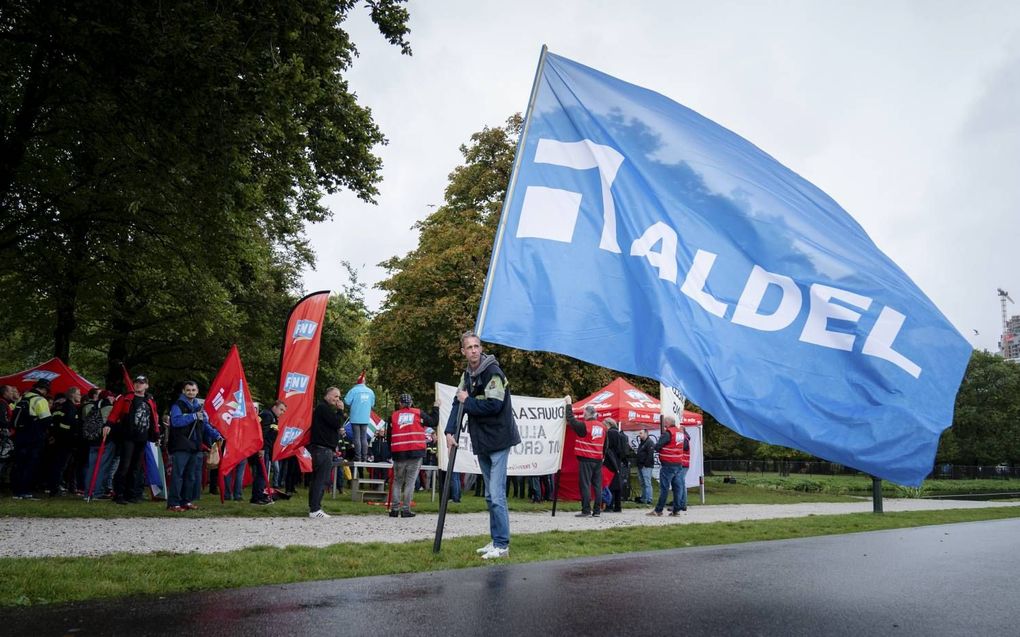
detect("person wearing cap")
[106,375,160,504]
[343,372,375,463]
[387,393,438,518]
[11,378,53,499]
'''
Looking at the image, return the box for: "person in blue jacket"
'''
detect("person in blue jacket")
[167,381,222,511]
[344,372,375,462]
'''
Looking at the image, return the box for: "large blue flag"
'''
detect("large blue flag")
[477,50,971,486]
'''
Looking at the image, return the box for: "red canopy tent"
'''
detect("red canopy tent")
[559,377,703,502]
[571,377,661,431]
[0,358,97,396]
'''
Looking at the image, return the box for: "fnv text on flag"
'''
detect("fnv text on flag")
[205,345,263,478]
[273,290,331,462]
[476,49,971,486]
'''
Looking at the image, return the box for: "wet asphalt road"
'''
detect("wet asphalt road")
[6,518,1018,636]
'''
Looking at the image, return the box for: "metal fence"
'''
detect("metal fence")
[705,459,1020,481]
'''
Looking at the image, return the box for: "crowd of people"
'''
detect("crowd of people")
[1,332,691,560]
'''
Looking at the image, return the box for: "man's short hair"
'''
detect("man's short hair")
[182,380,198,389]
[324,386,340,397]
[460,330,481,347]
[273,400,287,409]
[583,405,597,419]
[662,415,677,426]
[33,378,51,391]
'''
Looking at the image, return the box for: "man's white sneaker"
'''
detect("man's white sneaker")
[480,546,509,560]
[309,510,331,518]
[475,541,495,555]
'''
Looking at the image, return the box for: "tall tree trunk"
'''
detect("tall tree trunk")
[52,291,77,363]
[106,282,132,391]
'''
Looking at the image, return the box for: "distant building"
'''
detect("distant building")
[1001,315,1020,362]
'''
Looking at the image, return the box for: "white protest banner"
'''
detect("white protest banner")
[435,382,566,476]
[660,383,704,490]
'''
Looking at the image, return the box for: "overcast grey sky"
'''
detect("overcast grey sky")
[302,1,1020,354]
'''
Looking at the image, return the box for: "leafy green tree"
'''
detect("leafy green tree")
[370,116,622,402]
[939,351,1020,465]
[0,1,411,392]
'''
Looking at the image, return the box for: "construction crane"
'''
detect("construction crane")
[999,288,1015,332]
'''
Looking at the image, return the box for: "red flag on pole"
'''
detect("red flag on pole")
[121,363,134,395]
[204,345,263,479]
[273,290,330,461]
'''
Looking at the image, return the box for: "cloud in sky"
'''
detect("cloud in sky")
[303,1,1020,354]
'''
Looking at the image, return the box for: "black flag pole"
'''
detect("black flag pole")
[433,373,468,553]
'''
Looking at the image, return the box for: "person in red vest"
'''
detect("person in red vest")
[565,397,606,518]
[648,414,690,517]
[388,393,437,518]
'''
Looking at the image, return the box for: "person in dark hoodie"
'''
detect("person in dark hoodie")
[166,381,223,511]
[444,331,521,560]
[308,386,344,518]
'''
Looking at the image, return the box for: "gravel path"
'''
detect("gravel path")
[2,499,1017,558]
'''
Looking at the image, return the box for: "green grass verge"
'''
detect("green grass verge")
[3,506,1018,607]
[706,474,1020,497]
[0,480,863,518]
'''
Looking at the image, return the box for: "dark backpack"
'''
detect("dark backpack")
[10,396,33,430]
[82,400,106,443]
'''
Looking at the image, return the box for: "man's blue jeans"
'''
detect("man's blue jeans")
[85,442,117,497]
[224,462,245,500]
[476,447,510,549]
[655,464,689,513]
[638,466,653,504]
[169,451,198,507]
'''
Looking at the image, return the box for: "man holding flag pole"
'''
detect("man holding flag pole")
[439,331,520,559]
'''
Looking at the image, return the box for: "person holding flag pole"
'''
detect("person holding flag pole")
[438,331,520,559]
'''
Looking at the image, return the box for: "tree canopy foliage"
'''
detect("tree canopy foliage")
[369,116,630,404]
[938,351,1020,465]
[0,0,410,397]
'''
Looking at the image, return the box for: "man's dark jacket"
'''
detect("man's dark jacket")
[444,354,520,455]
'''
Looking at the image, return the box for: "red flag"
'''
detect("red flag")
[273,291,330,461]
[121,363,134,395]
[204,345,263,478]
[295,446,313,473]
